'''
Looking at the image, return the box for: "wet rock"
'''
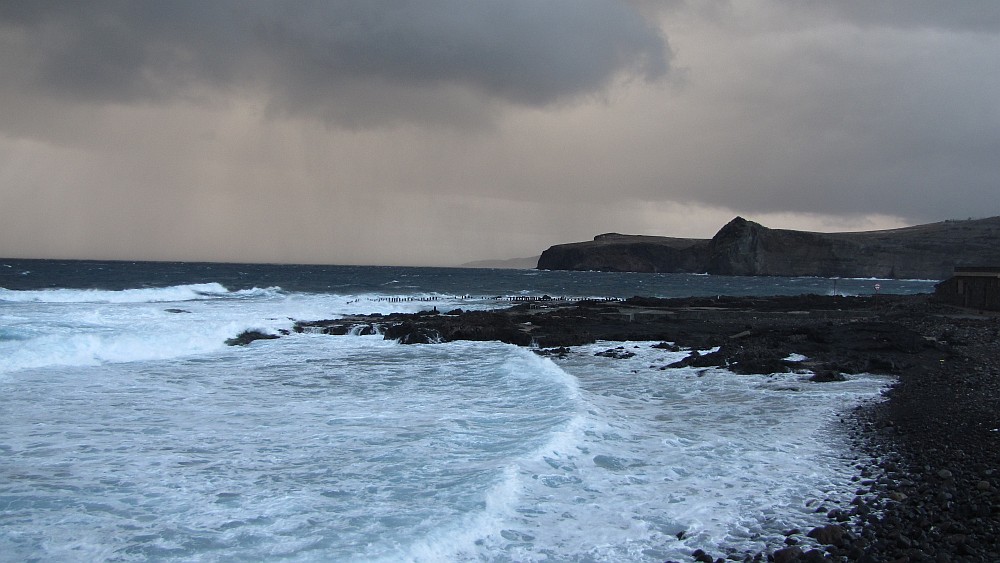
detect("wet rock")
[809,370,847,382]
[594,346,636,359]
[827,508,851,522]
[225,330,279,346]
[382,322,440,344]
[807,524,847,547]
[533,346,571,358]
[772,545,803,563]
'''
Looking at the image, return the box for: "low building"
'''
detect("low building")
[934,267,1000,311]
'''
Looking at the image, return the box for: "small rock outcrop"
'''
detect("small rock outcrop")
[225,330,280,346]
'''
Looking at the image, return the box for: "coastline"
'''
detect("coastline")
[293,293,1000,561]
[845,308,1000,563]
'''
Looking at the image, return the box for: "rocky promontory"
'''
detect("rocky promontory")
[536,216,1000,280]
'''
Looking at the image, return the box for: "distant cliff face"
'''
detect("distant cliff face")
[537,216,1000,280]
[536,234,708,273]
[706,217,852,277]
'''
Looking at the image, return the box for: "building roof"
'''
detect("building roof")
[954,266,1000,277]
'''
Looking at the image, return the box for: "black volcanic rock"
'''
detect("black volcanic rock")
[298,310,535,346]
[225,330,279,346]
[536,216,1000,279]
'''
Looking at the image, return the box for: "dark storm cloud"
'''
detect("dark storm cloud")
[0,1,668,127]
[2,1,997,266]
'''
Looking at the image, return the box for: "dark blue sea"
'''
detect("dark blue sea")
[0,257,935,295]
[0,259,935,561]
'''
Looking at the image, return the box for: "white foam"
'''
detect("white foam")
[450,341,891,561]
[396,464,524,563]
[0,292,890,562]
[0,289,302,373]
[0,284,512,375]
[0,319,252,372]
[3,337,579,561]
[0,283,282,304]
[398,353,586,562]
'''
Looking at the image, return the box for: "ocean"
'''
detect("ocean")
[0,259,937,562]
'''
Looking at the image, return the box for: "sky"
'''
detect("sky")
[1,1,998,266]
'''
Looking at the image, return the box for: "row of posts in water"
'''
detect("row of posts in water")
[357,295,624,304]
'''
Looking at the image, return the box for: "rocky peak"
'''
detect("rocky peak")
[707,217,769,275]
[711,216,764,241]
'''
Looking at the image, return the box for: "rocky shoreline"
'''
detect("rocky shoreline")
[282,293,1000,561]
[843,307,1000,563]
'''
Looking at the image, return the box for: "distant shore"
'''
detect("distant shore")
[536,215,1000,280]
[291,294,1000,561]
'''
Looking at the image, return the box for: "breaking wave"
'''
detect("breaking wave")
[0,283,283,304]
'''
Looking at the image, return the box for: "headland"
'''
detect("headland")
[536,216,1000,280]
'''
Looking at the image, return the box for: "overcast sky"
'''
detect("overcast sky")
[2,1,998,266]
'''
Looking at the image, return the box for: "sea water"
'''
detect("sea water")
[0,260,937,561]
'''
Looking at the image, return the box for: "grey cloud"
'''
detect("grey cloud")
[550,1,1000,226]
[795,1,1000,33]
[4,1,998,267]
[0,1,669,127]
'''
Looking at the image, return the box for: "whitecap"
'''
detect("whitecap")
[0,283,265,304]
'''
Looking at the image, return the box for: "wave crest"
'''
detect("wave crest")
[0,283,283,304]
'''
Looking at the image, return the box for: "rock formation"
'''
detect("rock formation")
[537,216,1000,280]
[534,232,709,274]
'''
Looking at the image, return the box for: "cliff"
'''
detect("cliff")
[537,216,1000,280]
[533,232,709,274]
